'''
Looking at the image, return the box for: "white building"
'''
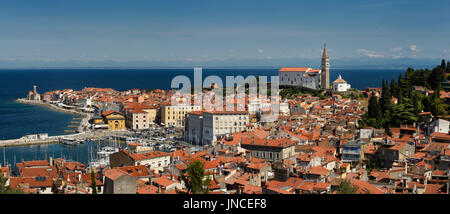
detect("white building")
[279,44,330,90]
[247,97,272,115]
[279,101,290,116]
[279,67,321,89]
[332,75,351,92]
[126,108,150,130]
[201,110,249,145]
[26,85,41,101]
[429,118,449,134]
[185,111,204,145]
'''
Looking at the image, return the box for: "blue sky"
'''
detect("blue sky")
[0,0,449,66]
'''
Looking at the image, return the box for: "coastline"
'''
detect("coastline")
[0,99,91,147]
[16,98,88,117]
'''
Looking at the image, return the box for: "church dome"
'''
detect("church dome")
[333,74,347,84]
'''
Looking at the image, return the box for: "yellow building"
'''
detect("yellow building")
[102,110,126,131]
[144,107,158,123]
[160,102,201,127]
[92,115,104,125]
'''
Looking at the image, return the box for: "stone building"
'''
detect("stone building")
[104,168,136,194]
[26,85,41,101]
[240,138,297,162]
[109,149,170,173]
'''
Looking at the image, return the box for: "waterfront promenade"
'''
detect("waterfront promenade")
[0,99,132,147]
[0,130,133,147]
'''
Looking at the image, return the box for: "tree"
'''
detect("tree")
[380,79,391,114]
[178,160,211,194]
[337,180,358,194]
[390,78,399,98]
[91,169,97,194]
[390,99,417,127]
[368,93,381,121]
[431,97,447,116]
[447,61,450,73]
[429,66,444,90]
[0,174,24,194]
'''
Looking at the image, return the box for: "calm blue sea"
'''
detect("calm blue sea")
[0,68,404,166]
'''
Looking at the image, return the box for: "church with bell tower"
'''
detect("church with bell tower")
[278,43,331,91]
[320,43,330,90]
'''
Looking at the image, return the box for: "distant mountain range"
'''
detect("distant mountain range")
[0,56,442,69]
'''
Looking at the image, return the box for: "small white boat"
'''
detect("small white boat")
[60,138,82,145]
[97,146,119,158]
[126,137,140,144]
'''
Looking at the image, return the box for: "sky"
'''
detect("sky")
[0,0,449,67]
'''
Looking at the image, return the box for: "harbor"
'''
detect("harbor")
[0,130,186,168]
[16,98,92,133]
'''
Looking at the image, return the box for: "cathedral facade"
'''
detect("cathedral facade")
[279,44,330,90]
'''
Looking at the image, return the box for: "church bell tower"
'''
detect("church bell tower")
[321,43,330,90]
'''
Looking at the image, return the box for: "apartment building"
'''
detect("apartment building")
[110,149,171,173]
[126,108,150,130]
[240,138,297,162]
[202,110,249,145]
[125,103,158,130]
[185,111,203,145]
[160,102,201,127]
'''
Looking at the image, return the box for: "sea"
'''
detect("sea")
[0,68,405,166]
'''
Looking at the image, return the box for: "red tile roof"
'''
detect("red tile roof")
[279,67,311,72]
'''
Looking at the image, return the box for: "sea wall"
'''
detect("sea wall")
[0,137,60,147]
[16,98,88,117]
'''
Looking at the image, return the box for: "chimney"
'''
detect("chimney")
[49,157,53,166]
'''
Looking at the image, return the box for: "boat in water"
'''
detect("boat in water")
[60,137,83,145]
[126,137,140,144]
[87,136,121,169]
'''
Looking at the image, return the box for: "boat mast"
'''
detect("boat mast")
[3,147,5,167]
